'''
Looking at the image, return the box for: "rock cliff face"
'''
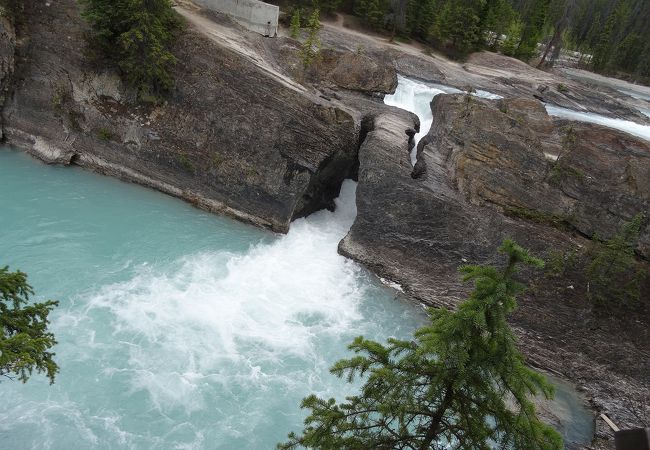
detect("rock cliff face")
[2,0,360,233]
[420,95,650,258]
[0,14,15,137]
[340,101,582,307]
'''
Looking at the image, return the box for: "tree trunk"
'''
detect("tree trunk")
[418,385,454,450]
[538,0,574,68]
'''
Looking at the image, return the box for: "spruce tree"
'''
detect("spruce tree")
[300,8,322,67]
[1,266,59,384]
[290,8,301,39]
[354,0,390,30]
[279,240,563,450]
[406,0,436,39]
[79,0,181,101]
[591,10,616,71]
[614,33,644,73]
[516,0,551,60]
[586,214,647,308]
[501,19,523,56]
[433,1,482,55]
[314,0,342,15]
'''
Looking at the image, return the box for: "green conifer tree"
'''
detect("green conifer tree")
[433,1,482,55]
[614,33,644,73]
[501,19,524,56]
[516,0,551,60]
[279,240,563,450]
[591,10,616,71]
[406,0,436,39]
[290,8,301,39]
[1,266,59,384]
[79,0,181,101]
[586,214,647,308]
[354,0,390,30]
[300,8,322,67]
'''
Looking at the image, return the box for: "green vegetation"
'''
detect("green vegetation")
[516,0,550,59]
[567,0,650,83]
[1,266,58,384]
[178,154,195,173]
[586,214,647,307]
[290,8,301,38]
[500,19,524,56]
[557,83,568,93]
[300,8,322,67]
[0,0,23,22]
[560,125,577,149]
[280,240,562,450]
[78,0,181,101]
[548,161,585,186]
[504,206,573,232]
[98,127,113,141]
[281,0,650,80]
[545,248,578,277]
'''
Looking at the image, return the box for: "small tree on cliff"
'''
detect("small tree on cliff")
[279,240,563,450]
[290,8,301,39]
[300,8,322,67]
[1,266,59,384]
[586,213,647,308]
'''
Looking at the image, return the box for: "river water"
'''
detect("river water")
[545,104,650,142]
[384,75,502,165]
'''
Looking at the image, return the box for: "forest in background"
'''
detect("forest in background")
[272,0,650,85]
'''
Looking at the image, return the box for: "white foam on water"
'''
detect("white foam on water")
[545,104,650,142]
[76,181,365,406]
[384,76,501,165]
[384,76,447,166]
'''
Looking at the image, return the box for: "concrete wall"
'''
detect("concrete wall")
[195,0,279,36]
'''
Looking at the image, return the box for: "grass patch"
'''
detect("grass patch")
[548,161,585,186]
[504,206,575,232]
[178,154,195,173]
[98,128,113,141]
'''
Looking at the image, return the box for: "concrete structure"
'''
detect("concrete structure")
[195,0,279,36]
